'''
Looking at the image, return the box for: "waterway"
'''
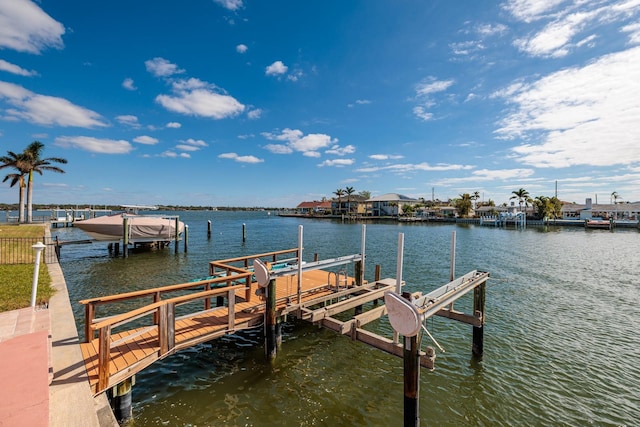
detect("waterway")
[51,211,639,426]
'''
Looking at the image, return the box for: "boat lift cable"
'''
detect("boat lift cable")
[421,322,445,353]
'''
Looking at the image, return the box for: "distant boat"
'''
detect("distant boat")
[74,213,185,243]
[585,218,612,230]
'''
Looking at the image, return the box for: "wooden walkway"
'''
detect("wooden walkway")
[78,249,394,395]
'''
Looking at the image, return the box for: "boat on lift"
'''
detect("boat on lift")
[74,207,184,244]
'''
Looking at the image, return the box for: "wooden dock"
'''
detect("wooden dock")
[78,248,396,395]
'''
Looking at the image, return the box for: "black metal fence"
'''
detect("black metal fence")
[0,236,59,265]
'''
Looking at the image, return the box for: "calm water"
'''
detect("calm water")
[51,211,640,426]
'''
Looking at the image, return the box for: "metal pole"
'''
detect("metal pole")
[242,223,246,243]
[361,224,366,282]
[207,220,211,239]
[30,242,46,308]
[184,224,189,253]
[174,217,179,253]
[449,231,456,281]
[394,233,405,343]
[123,217,129,258]
[297,225,303,304]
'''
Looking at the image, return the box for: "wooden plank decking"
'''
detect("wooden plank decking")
[79,269,348,394]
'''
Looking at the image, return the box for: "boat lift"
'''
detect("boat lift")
[252,225,490,427]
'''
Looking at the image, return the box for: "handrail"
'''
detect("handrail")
[92,283,244,392]
[81,272,253,342]
[79,273,251,306]
[91,284,245,331]
[208,247,298,266]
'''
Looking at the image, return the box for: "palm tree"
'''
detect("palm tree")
[345,186,355,214]
[611,191,621,204]
[333,188,345,215]
[0,150,29,222]
[472,191,480,209]
[22,141,67,223]
[455,193,473,217]
[510,188,529,212]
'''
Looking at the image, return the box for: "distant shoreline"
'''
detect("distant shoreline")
[277,213,640,228]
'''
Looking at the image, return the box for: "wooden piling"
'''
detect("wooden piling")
[174,217,180,253]
[184,225,189,253]
[109,377,134,424]
[265,278,277,362]
[355,260,364,314]
[122,217,129,258]
[207,220,212,238]
[472,281,486,357]
[403,290,421,427]
[242,223,246,243]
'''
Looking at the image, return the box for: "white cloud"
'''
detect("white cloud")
[263,144,293,154]
[348,99,372,107]
[176,138,207,151]
[155,77,245,119]
[55,136,132,154]
[369,154,404,160]
[166,122,181,128]
[262,128,338,157]
[416,77,455,96]
[318,159,355,167]
[218,152,264,163]
[412,76,455,121]
[133,135,158,145]
[265,61,288,76]
[116,115,140,128]
[412,106,433,121]
[122,78,136,90]
[160,150,190,158]
[145,57,185,78]
[0,0,65,54]
[502,0,566,23]
[213,0,243,11]
[356,162,473,174]
[507,0,640,58]
[494,46,640,168]
[514,11,597,58]
[236,44,248,53]
[622,21,640,44]
[247,108,262,119]
[0,59,37,76]
[0,81,108,127]
[325,144,355,156]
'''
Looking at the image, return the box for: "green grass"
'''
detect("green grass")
[0,225,55,312]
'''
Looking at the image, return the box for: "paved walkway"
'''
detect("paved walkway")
[0,230,118,427]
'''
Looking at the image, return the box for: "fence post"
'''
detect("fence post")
[30,242,46,307]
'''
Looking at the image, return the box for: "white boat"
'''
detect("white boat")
[74,213,185,243]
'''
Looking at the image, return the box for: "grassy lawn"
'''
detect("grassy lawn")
[0,224,55,312]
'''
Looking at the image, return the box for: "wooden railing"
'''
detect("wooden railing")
[79,247,304,392]
[79,272,254,342]
[88,284,246,391]
[208,247,302,301]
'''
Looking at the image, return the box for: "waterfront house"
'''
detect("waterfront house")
[561,198,640,221]
[365,193,419,217]
[331,195,367,216]
[295,200,332,215]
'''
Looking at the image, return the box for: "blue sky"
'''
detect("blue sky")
[1,0,639,208]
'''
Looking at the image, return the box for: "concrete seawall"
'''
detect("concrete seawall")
[46,229,118,426]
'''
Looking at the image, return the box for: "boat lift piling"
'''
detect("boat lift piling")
[122,217,129,258]
[385,230,490,427]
